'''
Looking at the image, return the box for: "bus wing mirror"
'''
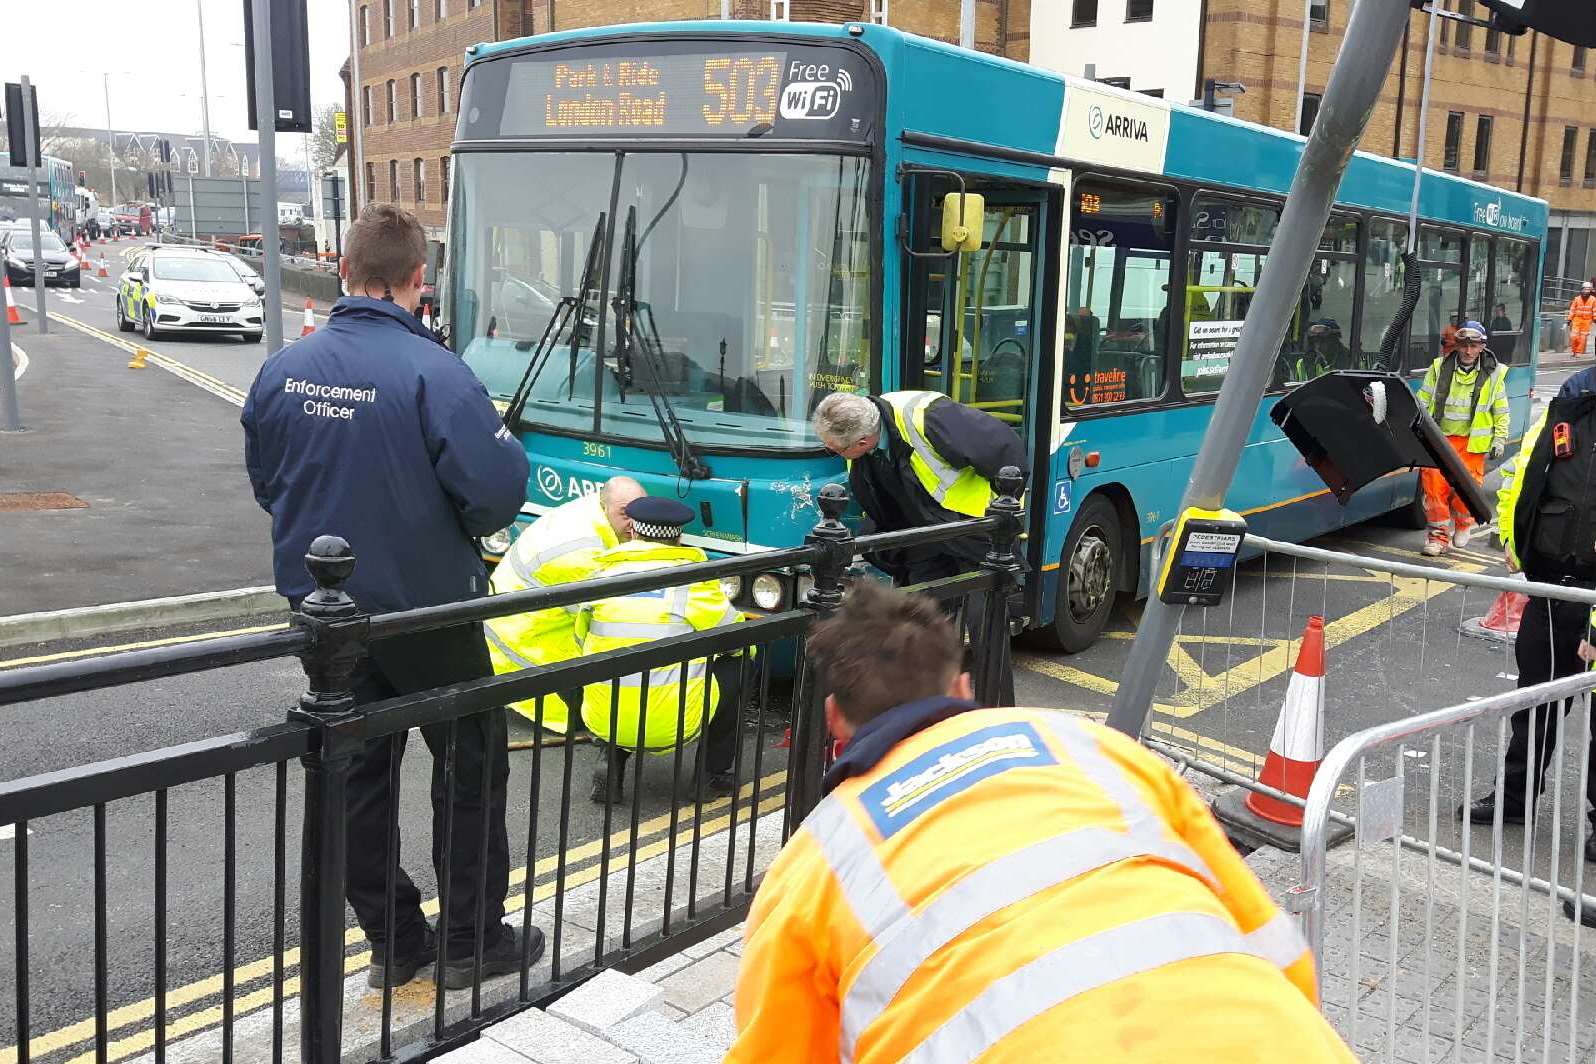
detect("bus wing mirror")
[423,240,445,287]
[941,192,984,253]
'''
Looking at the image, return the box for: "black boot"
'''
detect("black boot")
[442,923,546,991]
[1459,792,1527,825]
[367,923,437,989]
[685,767,738,802]
[589,745,626,804]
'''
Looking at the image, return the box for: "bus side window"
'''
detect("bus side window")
[1408,225,1465,373]
[1361,217,1407,361]
[1489,236,1534,364]
[1065,180,1176,408]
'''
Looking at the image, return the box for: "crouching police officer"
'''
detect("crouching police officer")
[485,476,646,738]
[577,497,746,805]
[242,204,536,991]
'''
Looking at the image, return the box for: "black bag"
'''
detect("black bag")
[1533,414,1596,574]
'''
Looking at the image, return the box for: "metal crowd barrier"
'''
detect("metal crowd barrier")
[1297,671,1596,1062]
[0,475,1025,1064]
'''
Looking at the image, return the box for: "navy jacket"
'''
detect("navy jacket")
[242,297,530,613]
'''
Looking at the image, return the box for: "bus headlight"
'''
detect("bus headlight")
[480,525,515,556]
[796,573,815,605]
[751,574,785,611]
[719,575,743,601]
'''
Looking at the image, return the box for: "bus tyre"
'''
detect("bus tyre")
[1050,495,1122,654]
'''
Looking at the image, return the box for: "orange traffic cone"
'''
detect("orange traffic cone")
[4,276,22,325]
[96,254,109,279]
[1246,616,1327,828]
[299,299,316,337]
[1462,589,1527,643]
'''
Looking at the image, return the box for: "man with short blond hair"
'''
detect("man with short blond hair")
[242,203,537,991]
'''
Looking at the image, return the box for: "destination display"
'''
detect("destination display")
[482,42,877,141]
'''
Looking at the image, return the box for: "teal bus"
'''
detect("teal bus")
[444,21,1546,651]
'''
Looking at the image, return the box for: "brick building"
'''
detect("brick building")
[345,0,1030,237]
[1032,1,1596,287]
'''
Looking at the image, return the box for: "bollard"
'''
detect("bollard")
[785,482,853,838]
[972,466,1026,708]
[290,535,369,1064]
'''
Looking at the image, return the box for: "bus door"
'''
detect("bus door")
[903,178,1056,578]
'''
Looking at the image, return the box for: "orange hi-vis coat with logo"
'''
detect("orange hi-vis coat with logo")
[729,707,1354,1064]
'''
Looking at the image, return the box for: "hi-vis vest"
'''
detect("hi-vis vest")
[484,494,618,732]
[729,709,1352,1064]
[576,539,743,752]
[880,391,993,518]
[1417,354,1510,454]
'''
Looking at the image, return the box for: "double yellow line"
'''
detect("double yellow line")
[49,312,247,407]
[2,773,787,1064]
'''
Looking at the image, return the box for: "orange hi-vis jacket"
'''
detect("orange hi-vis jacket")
[1570,293,1596,325]
[729,702,1354,1064]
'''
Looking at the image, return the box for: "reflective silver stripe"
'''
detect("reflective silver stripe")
[1244,911,1308,969]
[587,619,694,640]
[484,625,537,670]
[838,825,1218,1053]
[1036,715,1163,831]
[804,797,910,941]
[666,585,691,620]
[615,659,706,688]
[510,534,604,584]
[902,912,1261,1064]
[894,393,961,502]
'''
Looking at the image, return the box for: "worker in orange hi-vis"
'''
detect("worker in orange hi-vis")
[728,581,1355,1064]
[1569,283,1596,356]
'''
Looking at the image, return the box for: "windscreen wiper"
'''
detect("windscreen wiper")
[611,208,710,481]
[502,214,605,431]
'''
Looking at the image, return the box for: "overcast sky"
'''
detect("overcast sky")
[1,0,350,145]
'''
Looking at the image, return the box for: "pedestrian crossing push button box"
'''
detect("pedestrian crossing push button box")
[1156,507,1247,607]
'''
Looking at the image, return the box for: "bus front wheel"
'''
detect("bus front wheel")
[1050,495,1122,653]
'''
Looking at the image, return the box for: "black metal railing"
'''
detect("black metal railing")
[0,470,1024,1064]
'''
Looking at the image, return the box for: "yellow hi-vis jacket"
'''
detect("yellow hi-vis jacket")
[1416,354,1510,453]
[729,707,1353,1064]
[575,539,743,752]
[1497,407,1547,570]
[484,493,619,732]
[881,390,993,518]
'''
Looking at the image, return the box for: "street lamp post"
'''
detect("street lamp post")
[102,74,117,210]
[196,0,214,177]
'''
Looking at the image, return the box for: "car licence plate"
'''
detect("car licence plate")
[199,314,231,324]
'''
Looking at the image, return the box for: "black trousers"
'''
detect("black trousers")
[1504,594,1596,826]
[605,655,745,777]
[344,623,511,959]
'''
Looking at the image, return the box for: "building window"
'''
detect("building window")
[365,162,375,203]
[1299,93,1321,136]
[1454,0,1474,49]
[409,0,419,29]
[1442,111,1463,172]
[440,156,450,204]
[362,85,372,126]
[435,0,446,18]
[437,67,449,113]
[1563,126,1579,183]
[1472,116,1492,175]
[1586,130,1596,184]
[410,73,422,118]
[1485,26,1501,55]
[383,0,393,37]
[1309,0,1327,26]
[413,159,425,203]
[360,4,370,45]
[468,0,480,7]
[389,159,399,200]
[1577,47,1589,73]
[1126,0,1153,21]
[1071,0,1096,28]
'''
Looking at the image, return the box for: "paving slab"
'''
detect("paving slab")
[547,969,663,1033]
[483,1008,639,1063]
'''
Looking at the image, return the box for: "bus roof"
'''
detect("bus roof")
[465,20,1547,237]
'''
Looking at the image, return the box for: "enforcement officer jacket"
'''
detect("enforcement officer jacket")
[730,700,1352,1064]
[1499,367,1596,578]
[847,392,1027,567]
[242,297,530,612]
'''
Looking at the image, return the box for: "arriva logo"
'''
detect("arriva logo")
[1473,200,1528,233]
[1086,103,1149,143]
[535,465,602,503]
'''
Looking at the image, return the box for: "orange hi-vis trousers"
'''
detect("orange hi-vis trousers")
[1422,434,1486,540]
